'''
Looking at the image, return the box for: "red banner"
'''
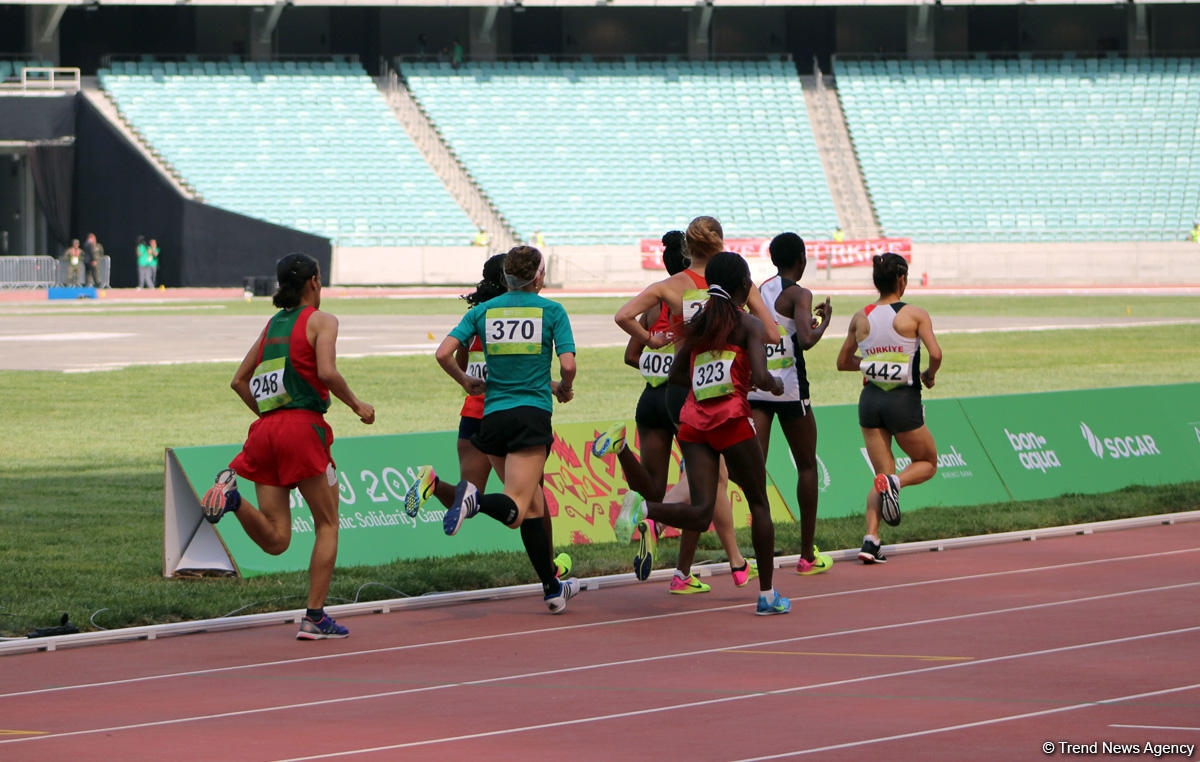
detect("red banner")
[640,237,913,270]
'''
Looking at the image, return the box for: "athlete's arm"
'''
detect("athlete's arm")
[553,351,577,403]
[914,307,942,388]
[623,311,652,369]
[311,311,375,424]
[615,281,672,348]
[230,329,267,416]
[745,283,778,333]
[745,315,783,395]
[836,312,864,372]
[436,335,485,396]
[791,288,831,351]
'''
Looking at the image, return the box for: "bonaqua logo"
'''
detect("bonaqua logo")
[1004,428,1061,473]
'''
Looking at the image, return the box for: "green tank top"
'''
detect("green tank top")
[250,307,329,415]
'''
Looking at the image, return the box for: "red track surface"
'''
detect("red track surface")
[2,522,1198,762]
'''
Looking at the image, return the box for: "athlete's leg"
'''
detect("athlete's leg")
[295,472,342,611]
[621,425,674,502]
[721,436,775,593]
[232,483,293,556]
[893,425,938,488]
[779,408,819,562]
[677,458,746,575]
[860,426,894,539]
[645,442,720,532]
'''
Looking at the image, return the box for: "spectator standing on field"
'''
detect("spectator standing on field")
[136,236,154,289]
[62,238,83,286]
[83,233,104,288]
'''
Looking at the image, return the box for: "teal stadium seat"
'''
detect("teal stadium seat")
[835,56,1200,242]
[101,59,475,247]
[401,58,836,245]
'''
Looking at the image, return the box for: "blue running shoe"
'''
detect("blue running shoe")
[200,468,241,524]
[633,519,657,581]
[755,591,791,616]
[591,423,627,458]
[296,613,349,640]
[443,480,479,536]
[545,577,581,614]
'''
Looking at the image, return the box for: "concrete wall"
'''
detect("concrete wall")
[330,241,1200,290]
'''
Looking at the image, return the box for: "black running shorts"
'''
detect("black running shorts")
[857,384,924,433]
[471,406,554,456]
[635,383,676,432]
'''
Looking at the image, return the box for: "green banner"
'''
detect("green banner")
[168,422,794,578]
[957,383,1200,502]
[763,397,1012,521]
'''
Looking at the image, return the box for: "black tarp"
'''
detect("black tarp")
[28,144,75,249]
[73,94,330,287]
[0,94,76,141]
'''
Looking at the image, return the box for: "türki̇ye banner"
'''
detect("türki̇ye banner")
[640,237,913,270]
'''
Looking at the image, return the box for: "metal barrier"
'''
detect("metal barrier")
[0,256,111,289]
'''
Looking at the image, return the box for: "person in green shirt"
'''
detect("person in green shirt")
[136,236,155,289]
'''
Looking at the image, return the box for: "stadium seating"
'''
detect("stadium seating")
[98,59,476,247]
[835,56,1200,242]
[401,58,837,245]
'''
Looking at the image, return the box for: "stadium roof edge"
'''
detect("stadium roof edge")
[10,0,1200,6]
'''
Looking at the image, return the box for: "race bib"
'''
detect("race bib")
[485,307,543,355]
[250,356,292,412]
[466,349,487,380]
[639,345,674,387]
[693,350,736,401]
[681,288,708,324]
[861,352,913,391]
[763,325,796,375]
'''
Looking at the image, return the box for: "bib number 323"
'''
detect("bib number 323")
[693,350,736,401]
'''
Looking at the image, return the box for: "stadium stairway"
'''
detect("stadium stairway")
[378,65,518,251]
[802,72,880,240]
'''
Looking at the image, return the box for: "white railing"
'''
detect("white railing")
[0,67,81,94]
[0,255,111,289]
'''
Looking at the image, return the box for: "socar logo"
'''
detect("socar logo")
[1080,422,1105,459]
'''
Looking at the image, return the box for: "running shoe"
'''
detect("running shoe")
[668,573,711,594]
[443,480,480,536]
[591,422,627,458]
[200,468,241,524]
[613,490,646,545]
[730,558,759,588]
[875,473,902,527]
[545,577,582,614]
[755,591,791,615]
[858,538,888,564]
[633,519,657,581]
[554,552,573,579]
[296,613,349,640]
[404,465,437,518]
[796,546,834,576]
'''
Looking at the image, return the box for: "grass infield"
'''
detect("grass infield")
[1,295,1198,637]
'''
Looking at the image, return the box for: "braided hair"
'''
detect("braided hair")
[462,253,508,307]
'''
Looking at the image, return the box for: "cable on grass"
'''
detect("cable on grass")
[351,582,411,602]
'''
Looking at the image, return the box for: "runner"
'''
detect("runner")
[616,251,790,614]
[612,216,776,592]
[199,252,376,640]
[405,254,571,579]
[748,233,834,576]
[836,252,942,564]
[433,246,583,613]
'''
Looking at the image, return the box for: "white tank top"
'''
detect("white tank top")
[748,275,801,402]
[859,302,919,390]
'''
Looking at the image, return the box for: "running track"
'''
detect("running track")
[2,519,1198,761]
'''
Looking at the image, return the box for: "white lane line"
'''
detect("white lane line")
[278,627,1200,761]
[734,682,1200,761]
[0,332,134,342]
[1110,724,1200,732]
[3,581,1198,750]
[2,547,1196,700]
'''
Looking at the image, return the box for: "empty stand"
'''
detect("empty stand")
[99,59,476,247]
[836,56,1200,242]
[401,58,837,245]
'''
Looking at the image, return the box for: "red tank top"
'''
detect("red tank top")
[459,335,486,419]
[679,343,751,430]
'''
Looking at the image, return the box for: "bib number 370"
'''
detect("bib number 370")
[485,307,544,355]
